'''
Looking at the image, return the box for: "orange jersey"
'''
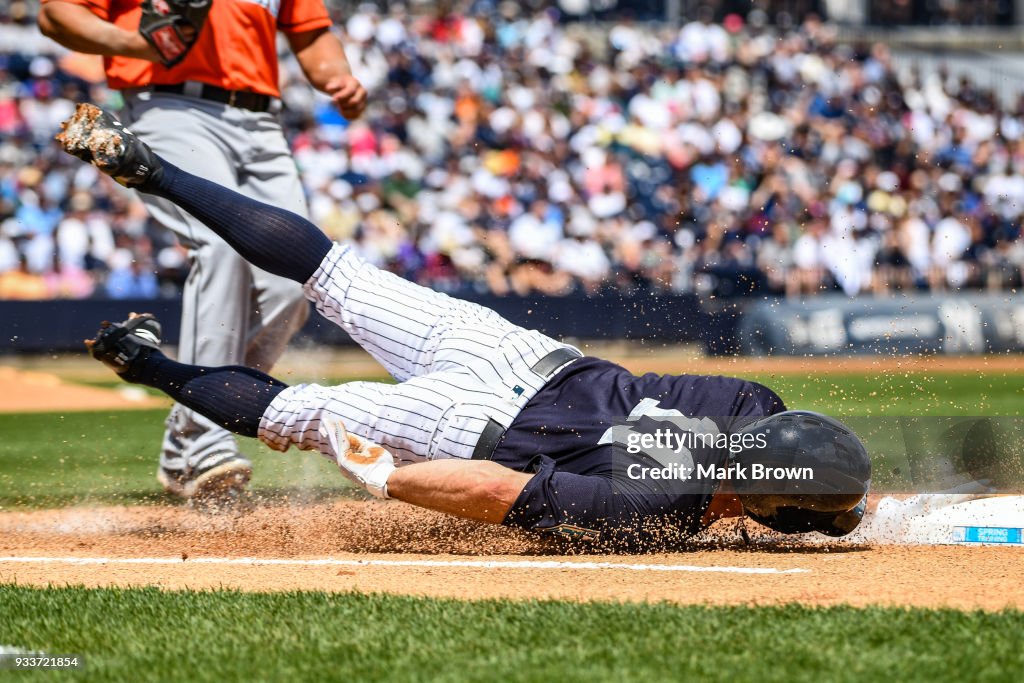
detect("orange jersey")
[42,0,331,97]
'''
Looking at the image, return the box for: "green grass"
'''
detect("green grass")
[748,371,1024,416]
[0,585,1021,683]
[0,409,354,509]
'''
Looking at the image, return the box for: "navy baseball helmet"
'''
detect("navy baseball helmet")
[730,411,871,537]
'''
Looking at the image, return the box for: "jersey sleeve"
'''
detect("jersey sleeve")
[277,0,333,34]
[502,456,618,539]
[40,0,111,22]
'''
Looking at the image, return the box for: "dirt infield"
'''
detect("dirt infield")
[0,503,1020,610]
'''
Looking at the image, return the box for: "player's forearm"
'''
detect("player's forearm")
[39,2,159,60]
[288,27,367,119]
[386,460,533,525]
[289,27,354,92]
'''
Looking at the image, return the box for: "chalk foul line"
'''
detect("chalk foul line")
[0,556,807,575]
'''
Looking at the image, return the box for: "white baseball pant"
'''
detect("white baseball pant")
[258,244,580,465]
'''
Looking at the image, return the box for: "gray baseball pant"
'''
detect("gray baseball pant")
[122,92,310,476]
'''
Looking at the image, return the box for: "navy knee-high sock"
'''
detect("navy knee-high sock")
[150,158,333,283]
[125,350,287,438]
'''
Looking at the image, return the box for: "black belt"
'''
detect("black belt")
[151,82,275,113]
[471,347,581,461]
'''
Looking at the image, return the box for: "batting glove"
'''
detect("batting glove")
[319,417,395,499]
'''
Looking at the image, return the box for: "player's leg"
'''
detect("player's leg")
[125,96,310,372]
[88,315,288,440]
[120,95,261,492]
[142,161,558,386]
[306,243,574,386]
[145,165,575,393]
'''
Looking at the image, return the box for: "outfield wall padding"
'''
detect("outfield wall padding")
[5,294,1022,356]
[737,294,1024,356]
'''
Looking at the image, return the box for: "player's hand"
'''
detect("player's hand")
[325,74,367,120]
[319,417,394,498]
[138,0,213,67]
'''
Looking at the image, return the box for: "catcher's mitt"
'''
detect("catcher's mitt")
[139,0,213,68]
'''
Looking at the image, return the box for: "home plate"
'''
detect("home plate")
[847,495,1024,546]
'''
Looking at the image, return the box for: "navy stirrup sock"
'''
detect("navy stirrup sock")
[150,159,333,283]
[127,350,287,438]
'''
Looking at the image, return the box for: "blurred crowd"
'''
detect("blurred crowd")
[2,1,1024,301]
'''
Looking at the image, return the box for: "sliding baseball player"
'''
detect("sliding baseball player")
[59,103,870,548]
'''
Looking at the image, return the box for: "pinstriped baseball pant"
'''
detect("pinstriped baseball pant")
[259,244,579,465]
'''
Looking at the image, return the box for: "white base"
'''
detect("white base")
[845,494,1024,546]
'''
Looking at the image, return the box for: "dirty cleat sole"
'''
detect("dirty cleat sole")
[56,103,163,188]
[55,103,104,162]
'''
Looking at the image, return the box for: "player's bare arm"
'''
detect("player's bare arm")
[307,406,741,528]
[387,461,533,525]
[287,27,368,119]
[38,1,160,61]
